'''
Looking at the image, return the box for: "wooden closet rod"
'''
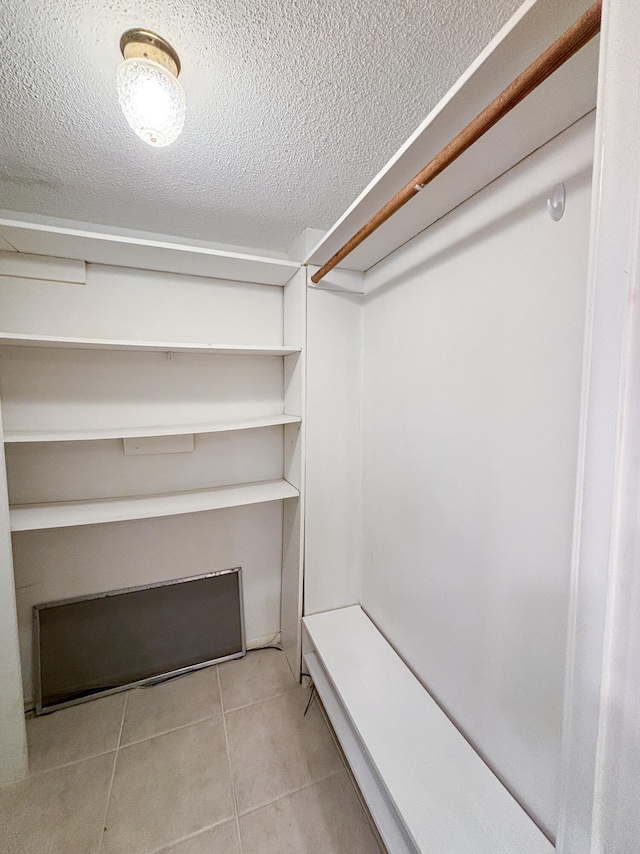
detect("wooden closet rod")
[311,0,602,284]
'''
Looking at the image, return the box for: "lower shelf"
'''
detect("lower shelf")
[303,607,554,854]
[10,479,299,531]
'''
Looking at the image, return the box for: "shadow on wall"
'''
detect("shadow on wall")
[363,162,593,304]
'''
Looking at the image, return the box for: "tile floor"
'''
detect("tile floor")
[0,649,385,854]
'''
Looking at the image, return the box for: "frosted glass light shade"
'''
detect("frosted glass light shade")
[117,57,186,147]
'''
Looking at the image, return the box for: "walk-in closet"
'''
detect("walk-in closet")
[0,0,639,851]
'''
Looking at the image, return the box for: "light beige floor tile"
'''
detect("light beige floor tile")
[158,820,241,853]
[27,693,126,773]
[121,666,221,746]
[226,687,343,814]
[218,648,297,711]
[0,752,115,854]
[102,717,234,854]
[239,771,384,854]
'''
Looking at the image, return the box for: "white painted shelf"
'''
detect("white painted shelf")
[304,606,553,854]
[0,212,300,286]
[10,478,299,531]
[0,332,300,356]
[3,414,302,444]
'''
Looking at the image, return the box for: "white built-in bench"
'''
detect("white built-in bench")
[303,606,554,854]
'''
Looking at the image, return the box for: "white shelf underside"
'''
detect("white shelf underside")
[3,414,302,443]
[306,0,598,274]
[303,606,554,854]
[10,479,299,531]
[0,333,300,356]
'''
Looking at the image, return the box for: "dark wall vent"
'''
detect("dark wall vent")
[34,568,245,714]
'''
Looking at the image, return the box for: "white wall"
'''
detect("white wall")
[12,504,283,705]
[0,262,291,707]
[0,262,283,344]
[558,2,640,850]
[360,114,594,840]
[304,282,362,616]
[0,403,27,783]
[0,348,285,435]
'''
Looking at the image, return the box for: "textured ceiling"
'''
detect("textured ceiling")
[0,0,522,253]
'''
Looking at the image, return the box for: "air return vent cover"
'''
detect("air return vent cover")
[34,568,245,714]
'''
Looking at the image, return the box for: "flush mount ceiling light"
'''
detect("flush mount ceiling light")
[117,29,186,147]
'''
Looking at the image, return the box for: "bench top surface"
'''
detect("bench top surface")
[303,605,554,854]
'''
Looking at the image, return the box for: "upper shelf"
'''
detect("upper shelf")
[0,332,300,356]
[4,414,302,444]
[305,0,599,275]
[0,212,300,287]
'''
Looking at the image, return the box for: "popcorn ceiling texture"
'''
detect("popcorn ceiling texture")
[0,0,522,253]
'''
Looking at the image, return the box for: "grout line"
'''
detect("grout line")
[22,691,135,781]
[219,661,227,715]
[116,692,128,749]
[98,692,128,853]
[117,709,224,749]
[236,769,345,819]
[146,817,237,854]
[25,681,297,771]
[219,668,243,853]
[222,683,300,716]
[25,747,118,779]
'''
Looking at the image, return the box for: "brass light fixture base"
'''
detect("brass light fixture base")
[120,29,181,77]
